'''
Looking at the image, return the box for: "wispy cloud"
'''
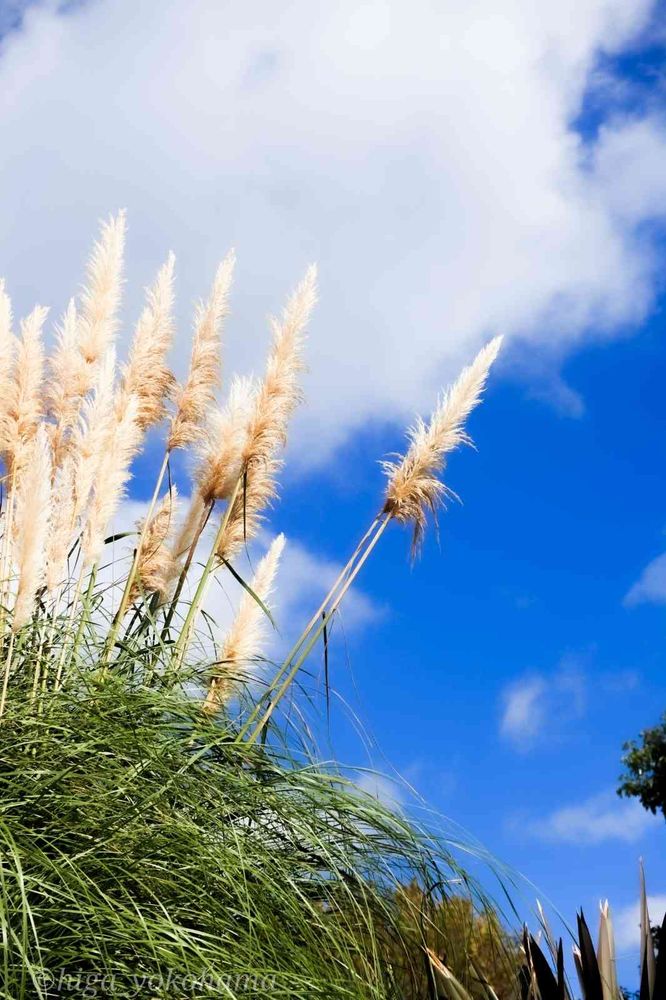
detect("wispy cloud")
[614,895,666,952]
[355,772,405,811]
[624,551,666,607]
[500,676,547,745]
[499,659,586,749]
[527,375,586,419]
[519,791,660,845]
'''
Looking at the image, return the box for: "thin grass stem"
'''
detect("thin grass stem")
[103,449,170,662]
[170,476,243,672]
[241,513,390,744]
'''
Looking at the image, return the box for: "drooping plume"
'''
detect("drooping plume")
[77,212,126,368]
[12,425,52,630]
[117,253,176,430]
[130,487,179,603]
[168,250,235,451]
[215,266,316,563]
[1,305,49,478]
[205,532,285,713]
[382,336,502,554]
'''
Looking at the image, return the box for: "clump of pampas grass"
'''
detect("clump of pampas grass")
[0,214,509,1000]
[0,213,500,724]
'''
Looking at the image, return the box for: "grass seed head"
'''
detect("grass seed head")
[82,393,142,568]
[131,486,179,603]
[12,425,52,630]
[45,455,77,596]
[205,532,285,712]
[196,375,256,506]
[215,265,316,563]
[1,305,48,479]
[382,336,503,555]
[46,299,90,470]
[77,211,126,366]
[168,250,235,451]
[117,253,176,431]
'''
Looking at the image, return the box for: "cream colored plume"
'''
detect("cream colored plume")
[12,425,52,630]
[382,336,502,554]
[117,253,176,430]
[46,299,89,470]
[1,305,49,478]
[196,375,256,506]
[77,212,126,366]
[205,532,285,713]
[81,394,142,568]
[45,457,76,596]
[241,264,316,465]
[215,266,316,563]
[160,490,209,594]
[170,491,208,563]
[0,281,16,463]
[130,487,179,603]
[168,250,235,451]
[71,349,117,526]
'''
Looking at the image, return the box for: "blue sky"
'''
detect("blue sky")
[2,0,666,988]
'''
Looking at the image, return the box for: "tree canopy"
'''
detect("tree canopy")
[618,713,666,820]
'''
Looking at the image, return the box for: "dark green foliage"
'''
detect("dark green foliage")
[619,714,666,820]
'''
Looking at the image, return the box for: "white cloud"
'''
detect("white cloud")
[355,771,405,810]
[614,894,666,951]
[274,538,384,637]
[523,791,660,845]
[0,0,664,459]
[500,676,546,744]
[499,659,586,748]
[624,551,666,606]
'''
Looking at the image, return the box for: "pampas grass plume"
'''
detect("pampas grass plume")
[72,348,117,526]
[77,212,126,366]
[205,532,285,712]
[3,305,49,478]
[0,280,16,460]
[13,425,52,629]
[215,266,316,563]
[47,299,89,469]
[45,456,76,596]
[118,253,176,430]
[131,486,179,602]
[168,250,235,451]
[382,336,502,554]
[82,394,142,569]
[196,375,256,506]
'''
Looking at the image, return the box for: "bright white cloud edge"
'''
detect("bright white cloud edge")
[0,0,666,461]
[614,894,666,951]
[625,551,666,607]
[520,790,660,845]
